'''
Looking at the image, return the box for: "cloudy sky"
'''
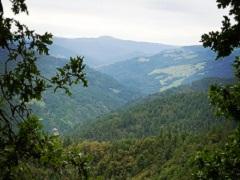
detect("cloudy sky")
[4,0,227,45]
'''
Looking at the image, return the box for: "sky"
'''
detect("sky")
[3,0,228,45]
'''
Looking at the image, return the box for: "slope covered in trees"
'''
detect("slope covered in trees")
[31,56,141,133]
[68,124,234,179]
[65,78,237,179]
[1,0,239,179]
[0,52,141,133]
[72,78,231,141]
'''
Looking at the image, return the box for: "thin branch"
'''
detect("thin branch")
[0,0,3,17]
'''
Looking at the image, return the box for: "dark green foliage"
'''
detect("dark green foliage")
[51,56,87,96]
[0,116,90,179]
[193,0,240,179]
[0,116,45,179]
[68,78,237,179]
[209,84,240,120]
[70,123,234,180]
[193,126,240,180]
[73,79,227,141]
[66,146,92,180]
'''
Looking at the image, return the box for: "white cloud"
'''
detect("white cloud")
[2,0,228,45]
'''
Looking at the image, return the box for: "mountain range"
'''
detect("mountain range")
[1,36,238,179]
[50,36,237,94]
[1,36,237,133]
[50,36,175,67]
[99,46,237,94]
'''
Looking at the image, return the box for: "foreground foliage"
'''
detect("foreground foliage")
[1,0,239,179]
[0,0,88,179]
[67,78,237,179]
[202,0,240,120]
[193,0,240,179]
[0,116,90,179]
[67,123,233,179]
[193,126,240,179]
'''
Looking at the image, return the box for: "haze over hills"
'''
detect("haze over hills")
[99,46,237,94]
[1,36,237,134]
[49,36,238,94]
[51,36,175,67]
[1,36,239,180]
[1,36,237,132]
[2,0,240,178]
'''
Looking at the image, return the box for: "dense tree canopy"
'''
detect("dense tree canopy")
[1,0,239,179]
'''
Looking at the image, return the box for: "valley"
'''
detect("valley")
[29,37,237,134]
[1,0,239,179]
[1,37,238,179]
[41,38,238,179]
[46,36,238,179]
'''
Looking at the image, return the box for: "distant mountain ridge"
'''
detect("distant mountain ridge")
[49,36,237,95]
[50,36,175,67]
[1,36,237,133]
[99,46,237,94]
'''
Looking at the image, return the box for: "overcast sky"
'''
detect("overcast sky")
[4,0,227,45]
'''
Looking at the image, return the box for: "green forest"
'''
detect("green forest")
[0,0,240,179]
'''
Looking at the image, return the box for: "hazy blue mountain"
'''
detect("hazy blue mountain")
[99,46,237,94]
[49,44,77,59]
[51,36,175,67]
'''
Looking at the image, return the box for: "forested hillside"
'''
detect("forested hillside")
[72,78,231,141]
[0,52,141,133]
[65,78,237,179]
[33,56,141,132]
[68,124,234,179]
[1,0,240,179]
